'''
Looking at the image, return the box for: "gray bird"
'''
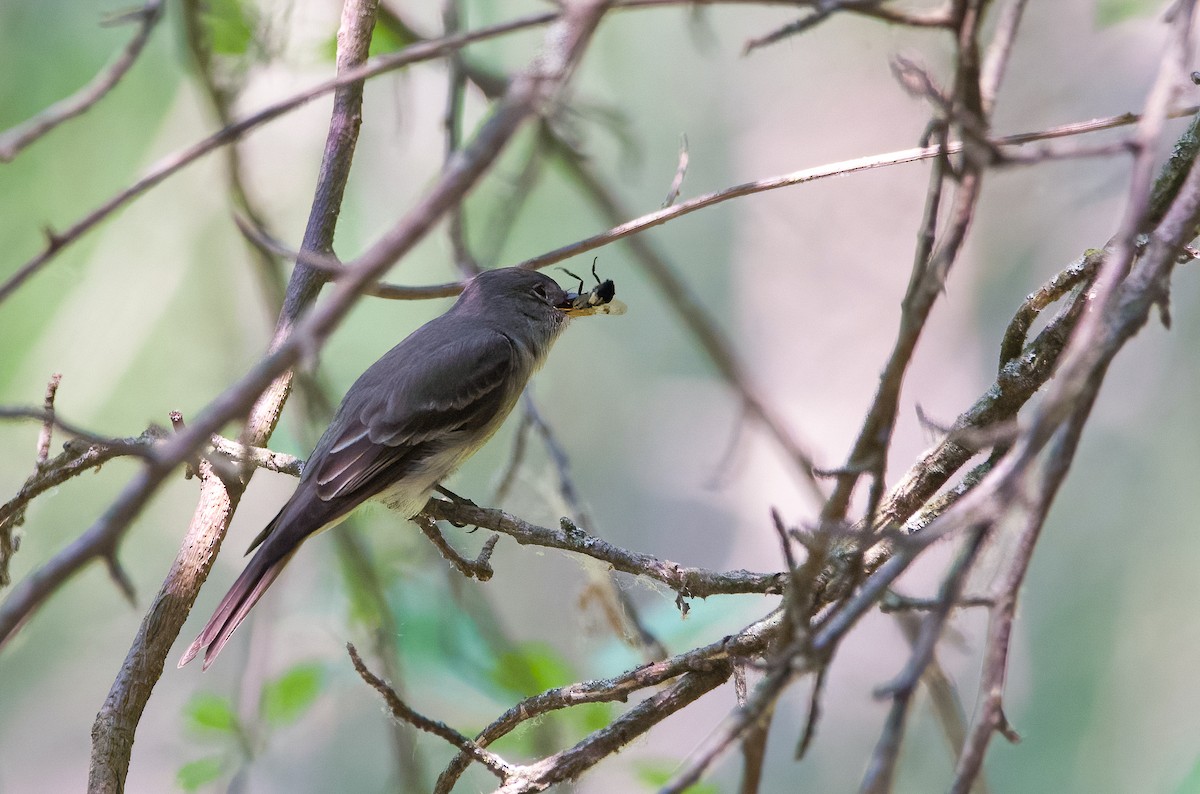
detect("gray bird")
[181,267,606,670]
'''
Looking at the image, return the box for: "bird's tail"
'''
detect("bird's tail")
[178,540,297,671]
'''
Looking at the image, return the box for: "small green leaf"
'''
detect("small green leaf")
[490,642,574,697]
[177,756,224,791]
[320,21,420,62]
[369,20,420,56]
[259,662,325,727]
[570,701,615,736]
[634,760,720,793]
[202,0,254,56]
[1094,0,1160,27]
[184,693,238,734]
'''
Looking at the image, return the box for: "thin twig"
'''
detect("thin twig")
[180,0,286,315]
[348,642,515,779]
[860,524,989,793]
[245,107,1194,306]
[662,134,689,207]
[0,406,158,458]
[34,374,63,469]
[0,0,165,162]
[414,515,498,581]
[492,411,535,504]
[979,0,1031,115]
[744,0,953,52]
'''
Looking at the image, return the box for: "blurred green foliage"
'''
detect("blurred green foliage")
[1094,0,1161,27]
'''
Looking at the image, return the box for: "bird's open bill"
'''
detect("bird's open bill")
[561,297,627,316]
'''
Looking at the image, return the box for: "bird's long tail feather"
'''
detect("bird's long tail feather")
[178,544,297,670]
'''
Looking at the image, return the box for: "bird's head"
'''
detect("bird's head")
[457,266,604,326]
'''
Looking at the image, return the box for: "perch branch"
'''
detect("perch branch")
[424,501,785,599]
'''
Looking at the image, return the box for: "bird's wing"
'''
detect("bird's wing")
[312,331,518,502]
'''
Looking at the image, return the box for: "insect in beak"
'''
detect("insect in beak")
[559,259,626,316]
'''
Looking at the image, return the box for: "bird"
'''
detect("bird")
[180,267,607,670]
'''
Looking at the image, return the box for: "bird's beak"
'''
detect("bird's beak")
[557,293,588,315]
[557,293,628,317]
[557,277,625,316]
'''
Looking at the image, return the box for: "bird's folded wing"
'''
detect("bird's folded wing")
[313,332,518,501]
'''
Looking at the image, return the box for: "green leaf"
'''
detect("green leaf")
[570,701,615,736]
[369,20,420,57]
[490,642,574,697]
[320,20,420,62]
[176,756,224,791]
[634,760,720,793]
[202,0,254,56]
[259,662,325,727]
[1094,0,1159,27]
[184,692,238,734]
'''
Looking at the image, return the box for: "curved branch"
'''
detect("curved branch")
[0,0,165,162]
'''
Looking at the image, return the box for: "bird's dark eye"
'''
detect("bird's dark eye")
[530,284,548,300]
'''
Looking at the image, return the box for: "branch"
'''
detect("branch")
[179,0,286,314]
[348,643,516,780]
[0,5,567,306]
[436,609,780,792]
[0,432,156,596]
[0,0,165,162]
[745,0,953,52]
[497,664,731,793]
[820,0,993,525]
[424,501,785,599]
[240,105,1194,307]
[413,515,499,581]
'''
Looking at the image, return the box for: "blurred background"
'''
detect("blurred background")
[2,1,1198,792]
